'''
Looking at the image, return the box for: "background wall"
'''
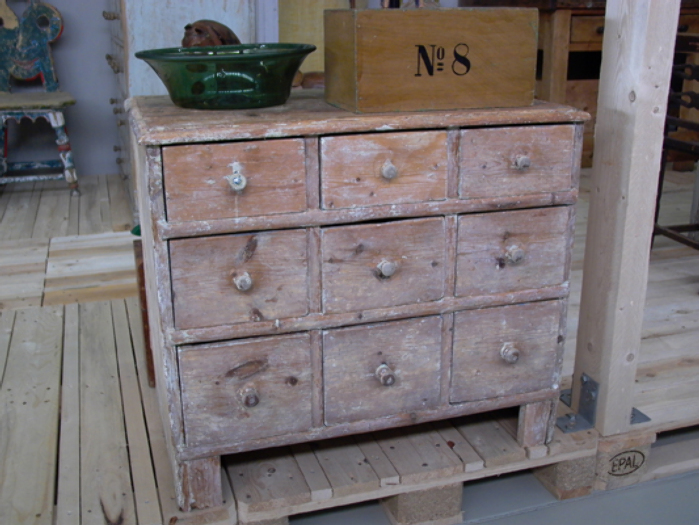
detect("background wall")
[6,0,121,178]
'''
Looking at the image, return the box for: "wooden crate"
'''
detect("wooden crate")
[324,7,538,113]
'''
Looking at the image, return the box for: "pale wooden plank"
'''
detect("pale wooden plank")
[55,303,80,525]
[431,420,485,473]
[0,306,64,525]
[313,437,380,498]
[0,182,40,241]
[79,301,136,525]
[0,311,15,383]
[111,299,162,525]
[227,448,312,517]
[455,417,527,468]
[573,0,681,435]
[31,180,72,239]
[106,173,133,232]
[98,174,113,233]
[78,176,104,235]
[373,426,463,484]
[353,434,400,487]
[291,443,333,501]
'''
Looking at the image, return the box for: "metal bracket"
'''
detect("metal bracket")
[556,373,598,433]
[557,373,651,433]
[631,407,651,425]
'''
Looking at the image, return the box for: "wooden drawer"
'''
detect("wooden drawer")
[455,207,571,298]
[450,300,563,404]
[321,218,447,314]
[323,316,442,425]
[459,125,575,199]
[162,139,307,223]
[570,16,605,44]
[179,333,313,448]
[170,229,309,330]
[320,131,448,209]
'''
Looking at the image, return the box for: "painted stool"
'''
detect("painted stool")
[0,0,79,194]
[1,91,78,194]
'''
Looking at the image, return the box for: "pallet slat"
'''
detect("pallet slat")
[112,300,162,525]
[0,307,64,525]
[79,302,136,525]
[56,304,81,525]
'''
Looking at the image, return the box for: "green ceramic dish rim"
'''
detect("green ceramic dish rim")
[135,43,317,62]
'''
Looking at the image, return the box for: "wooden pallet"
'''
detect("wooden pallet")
[163,414,597,525]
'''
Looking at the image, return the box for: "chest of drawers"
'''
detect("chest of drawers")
[128,91,586,511]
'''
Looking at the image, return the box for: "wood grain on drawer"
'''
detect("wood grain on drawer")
[179,333,313,448]
[170,229,309,330]
[162,139,306,222]
[450,300,563,404]
[459,125,574,199]
[321,218,446,314]
[320,131,448,209]
[570,16,605,44]
[323,316,442,425]
[455,207,570,297]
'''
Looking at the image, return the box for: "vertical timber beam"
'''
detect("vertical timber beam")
[573,0,680,436]
[539,9,571,103]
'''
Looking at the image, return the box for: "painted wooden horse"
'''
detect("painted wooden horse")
[0,0,64,92]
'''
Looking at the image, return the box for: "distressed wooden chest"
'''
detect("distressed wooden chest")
[127,91,586,511]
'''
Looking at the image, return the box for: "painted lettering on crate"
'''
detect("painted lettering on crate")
[415,44,471,77]
[608,450,646,477]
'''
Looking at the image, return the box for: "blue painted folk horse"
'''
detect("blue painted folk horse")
[0,0,64,92]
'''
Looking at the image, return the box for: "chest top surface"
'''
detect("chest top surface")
[127,90,589,146]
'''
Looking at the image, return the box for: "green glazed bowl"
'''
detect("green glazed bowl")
[135,43,316,110]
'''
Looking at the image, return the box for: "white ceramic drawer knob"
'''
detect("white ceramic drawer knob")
[381,159,398,181]
[375,364,396,386]
[238,386,260,408]
[225,161,247,191]
[377,259,398,278]
[505,245,525,265]
[500,342,520,364]
[232,271,253,292]
[513,155,531,170]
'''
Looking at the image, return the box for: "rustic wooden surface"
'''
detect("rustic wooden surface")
[126,92,589,146]
[323,316,443,425]
[451,300,564,404]
[323,8,538,112]
[320,131,448,209]
[321,218,447,314]
[179,333,314,448]
[455,207,571,297]
[170,229,310,330]
[458,125,575,198]
[162,139,307,223]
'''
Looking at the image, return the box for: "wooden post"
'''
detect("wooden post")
[539,9,571,104]
[573,0,681,436]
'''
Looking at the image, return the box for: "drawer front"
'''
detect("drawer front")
[170,229,309,330]
[320,131,448,209]
[162,139,307,223]
[570,16,605,44]
[455,207,571,298]
[180,333,313,448]
[321,218,446,314]
[450,301,563,404]
[459,125,575,199]
[324,316,442,425]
